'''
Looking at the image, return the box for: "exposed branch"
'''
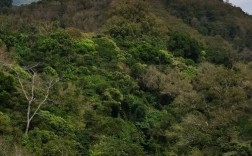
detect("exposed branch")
[15,71,30,101]
[29,78,59,123]
[30,69,36,103]
[2,63,59,134]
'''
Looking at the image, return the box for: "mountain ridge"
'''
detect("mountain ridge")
[7,0,252,60]
[12,0,40,5]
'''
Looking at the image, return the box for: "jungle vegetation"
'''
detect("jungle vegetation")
[0,0,252,155]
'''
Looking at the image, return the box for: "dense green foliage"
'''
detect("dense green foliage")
[0,0,12,8]
[163,0,252,51]
[167,31,205,62]
[0,0,252,155]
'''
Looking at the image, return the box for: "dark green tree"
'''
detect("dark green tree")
[0,0,12,8]
[168,31,204,62]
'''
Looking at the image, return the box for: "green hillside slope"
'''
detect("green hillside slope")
[0,0,252,155]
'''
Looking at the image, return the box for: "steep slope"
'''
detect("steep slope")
[6,0,252,59]
[11,0,113,32]
[0,0,252,155]
[162,0,252,50]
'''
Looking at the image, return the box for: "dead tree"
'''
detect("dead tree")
[12,67,58,135]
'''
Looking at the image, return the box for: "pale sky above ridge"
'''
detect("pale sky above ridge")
[229,0,252,15]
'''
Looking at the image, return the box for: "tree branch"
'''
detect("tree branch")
[30,69,36,103]
[2,63,59,134]
[29,79,58,122]
[16,72,30,101]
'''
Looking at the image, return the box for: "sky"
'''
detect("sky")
[229,0,252,15]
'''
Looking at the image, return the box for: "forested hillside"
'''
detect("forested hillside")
[0,0,252,155]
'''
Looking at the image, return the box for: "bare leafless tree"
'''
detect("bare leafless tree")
[11,66,59,135]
